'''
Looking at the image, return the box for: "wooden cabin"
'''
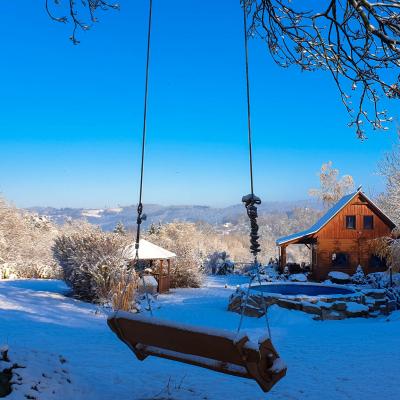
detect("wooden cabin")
[126,239,176,293]
[276,189,396,281]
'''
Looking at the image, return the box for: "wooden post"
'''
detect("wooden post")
[311,243,317,277]
[159,259,164,275]
[157,259,164,293]
[166,259,171,292]
[281,245,287,271]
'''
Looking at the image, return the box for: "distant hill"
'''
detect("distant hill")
[29,199,322,231]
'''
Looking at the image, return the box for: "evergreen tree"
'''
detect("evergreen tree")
[113,221,127,236]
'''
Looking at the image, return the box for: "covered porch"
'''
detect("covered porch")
[277,235,317,275]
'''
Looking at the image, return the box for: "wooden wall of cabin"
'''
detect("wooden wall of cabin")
[314,239,357,280]
[311,194,393,280]
[313,239,388,280]
[317,194,392,240]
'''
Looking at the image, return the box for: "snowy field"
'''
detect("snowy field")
[1,276,400,400]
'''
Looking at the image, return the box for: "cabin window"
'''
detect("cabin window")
[345,215,356,229]
[363,215,374,230]
[369,255,386,269]
[331,252,349,268]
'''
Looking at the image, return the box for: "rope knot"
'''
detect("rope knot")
[242,193,262,257]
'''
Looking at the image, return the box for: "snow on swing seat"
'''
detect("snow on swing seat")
[107,312,286,392]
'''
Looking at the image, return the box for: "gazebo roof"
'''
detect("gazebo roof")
[126,239,176,260]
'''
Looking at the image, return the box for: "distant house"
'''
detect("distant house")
[276,189,396,281]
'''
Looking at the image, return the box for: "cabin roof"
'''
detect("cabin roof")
[126,239,176,260]
[276,189,396,246]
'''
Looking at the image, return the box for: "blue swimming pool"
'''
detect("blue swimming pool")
[251,283,355,296]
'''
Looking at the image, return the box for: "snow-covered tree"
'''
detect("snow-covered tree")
[246,0,400,137]
[147,222,162,236]
[113,221,127,236]
[309,161,355,208]
[378,134,400,226]
[47,1,399,136]
[205,251,234,275]
[45,0,120,44]
[0,196,60,279]
[369,134,400,275]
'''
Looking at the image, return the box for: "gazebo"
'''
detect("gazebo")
[126,239,176,293]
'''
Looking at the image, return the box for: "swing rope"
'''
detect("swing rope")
[135,0,153,247]
[120,1,268,333]
[241,0,261,266]
[237,0,271,338]
[134,0,154,315]
[108,5,285,390]
[241,0,261,270]
[243,0,254,198]
[116,0,154,315]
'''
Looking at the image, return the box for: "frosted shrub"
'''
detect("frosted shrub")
[53,222,137,308]
[205,251,234,275]
[351,265,367,285]
[366,271,400,289]
[0,261,61,280]
[367,271,400,309]
[0,197,60,279]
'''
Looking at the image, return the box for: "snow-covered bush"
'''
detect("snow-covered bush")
[260,263,280,281]
[366,271,400,289]
[351,265,367,285]
[113,221,127,236]
[0,197,61,279]
[53,222,136,308]
[0,261,60,280]
[328,271,351,283]
[204,251,234,275]
[386,286,400,309]
[146,222,206,288]
[366,271,400,309]
[289,273,308,282]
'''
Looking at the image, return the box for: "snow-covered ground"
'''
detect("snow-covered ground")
[1,276,399,400]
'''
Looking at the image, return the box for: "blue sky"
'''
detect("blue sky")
[0,1,398,208]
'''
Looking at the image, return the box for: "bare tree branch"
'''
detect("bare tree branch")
[45,0,120,44]
[243,0,400,138]
[46,1,400,138]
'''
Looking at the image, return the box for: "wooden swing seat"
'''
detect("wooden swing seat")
[108,312,286,392]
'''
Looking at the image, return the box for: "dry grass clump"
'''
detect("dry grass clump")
[0,197,60,279]
[110,269,139,311]
[370,228,400,273]
[53,222,137,308]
